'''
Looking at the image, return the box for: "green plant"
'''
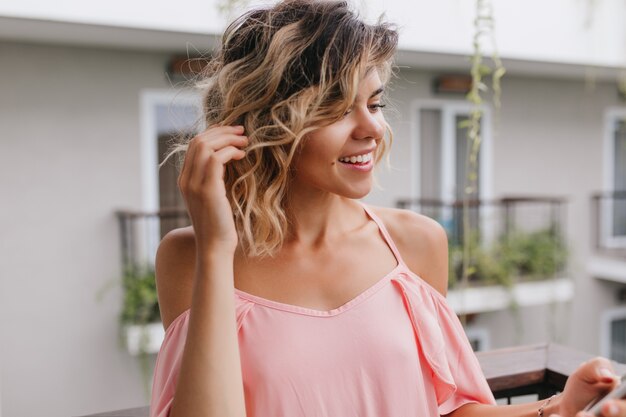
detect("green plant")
[448,231,511,288]
[120,265,160,325]
[448,228,568,289]
[119,264,161,399]
[458,0,506,328]
[96,263,161,399]
[216,0,250,17]
[497,229,568,280]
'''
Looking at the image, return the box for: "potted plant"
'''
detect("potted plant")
[119,264,163,397]
[449,227,568,288]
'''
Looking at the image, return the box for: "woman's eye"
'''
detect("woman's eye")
[342,103,385,118]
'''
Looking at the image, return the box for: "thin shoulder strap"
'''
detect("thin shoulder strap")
[359,201,407,267]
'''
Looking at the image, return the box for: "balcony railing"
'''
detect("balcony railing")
[78,343,626,417]
[118,196,568,276]
[591,190,626,258]
[396,196,569,289]
[396,196,567,246]
[116,208,190,270]
[116,196,571,323]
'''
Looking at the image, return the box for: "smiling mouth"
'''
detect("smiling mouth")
[338,152,373,164]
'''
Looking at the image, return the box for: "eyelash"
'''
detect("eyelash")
[343,103,386,117]
[369,103,386,111]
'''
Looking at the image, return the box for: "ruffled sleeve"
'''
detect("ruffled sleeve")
[149,296,254,417]
[149,310,190,417]
[392,273,496,416]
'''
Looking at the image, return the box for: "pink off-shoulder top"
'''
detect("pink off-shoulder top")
[150,203,496,417]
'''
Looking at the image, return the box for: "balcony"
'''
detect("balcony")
[396,196,573,315]
[589,191,626,283]
[78,343,626,416]
[115,196,573,355]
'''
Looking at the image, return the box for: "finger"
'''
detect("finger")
[190,145,245,188]
[189,144,216,188]
[600,400,624,417]
[579,357,619,384]
[196,124,245,139]
[195,133,249,152]
[179,126,245,186]
[201,146,247,183]
[178,138,199,191]
[211,145,247,166]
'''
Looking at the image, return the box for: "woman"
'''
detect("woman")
[150,1,624,416]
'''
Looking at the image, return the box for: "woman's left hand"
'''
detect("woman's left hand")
[549,357,622,417]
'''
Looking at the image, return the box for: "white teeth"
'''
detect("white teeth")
[339,152,373,164]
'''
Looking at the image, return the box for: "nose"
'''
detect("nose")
[352,107,385,141]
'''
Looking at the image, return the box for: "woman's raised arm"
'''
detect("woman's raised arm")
[155,125,249,417]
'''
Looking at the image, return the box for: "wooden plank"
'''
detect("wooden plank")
[76,406,149,417]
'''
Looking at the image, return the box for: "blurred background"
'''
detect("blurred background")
[1,0,626,416]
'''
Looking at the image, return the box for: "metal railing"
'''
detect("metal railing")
[396,196,569,286]
[116,208,190,269]
[396,196,567,246]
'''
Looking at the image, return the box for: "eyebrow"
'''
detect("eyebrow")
[369,86,384,98]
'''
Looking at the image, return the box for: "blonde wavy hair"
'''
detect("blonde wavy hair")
[168,0,398,257]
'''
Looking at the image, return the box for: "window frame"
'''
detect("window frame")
[138,89,201,263]
[410,99,495,243]
[600,305,626,362]
[140,89,202,212]
[602,107,626,248]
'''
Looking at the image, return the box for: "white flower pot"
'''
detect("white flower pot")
[447,277,574,315]
[125,322,164,355]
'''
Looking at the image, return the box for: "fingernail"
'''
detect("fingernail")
[599,368,616,380]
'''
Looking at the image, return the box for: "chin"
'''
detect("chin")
[341,186,372,200]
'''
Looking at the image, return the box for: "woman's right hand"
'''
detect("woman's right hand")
[177,125,248,254]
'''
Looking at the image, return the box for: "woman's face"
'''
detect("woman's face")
[291,70,387,200]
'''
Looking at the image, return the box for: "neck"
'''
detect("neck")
[285,190,364,248]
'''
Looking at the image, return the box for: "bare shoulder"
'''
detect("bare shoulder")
[367,205,449,296]
[155,225,196,330]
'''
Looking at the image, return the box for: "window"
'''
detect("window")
[601,307,626,363]
[154,102,200,237]
[612,119,626,237]
[139,90,201,262]
[414,101,494,246]
[602,110,626,247]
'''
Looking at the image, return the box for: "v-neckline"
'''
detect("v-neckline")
[233,202,406,317]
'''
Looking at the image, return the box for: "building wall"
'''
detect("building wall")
[1,40,626,417]
[0,41,171,417]
[1,0,625,68]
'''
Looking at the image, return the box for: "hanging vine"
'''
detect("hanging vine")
[460,0,506,325]
[216,0,251,19]
[584,0,626,100]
